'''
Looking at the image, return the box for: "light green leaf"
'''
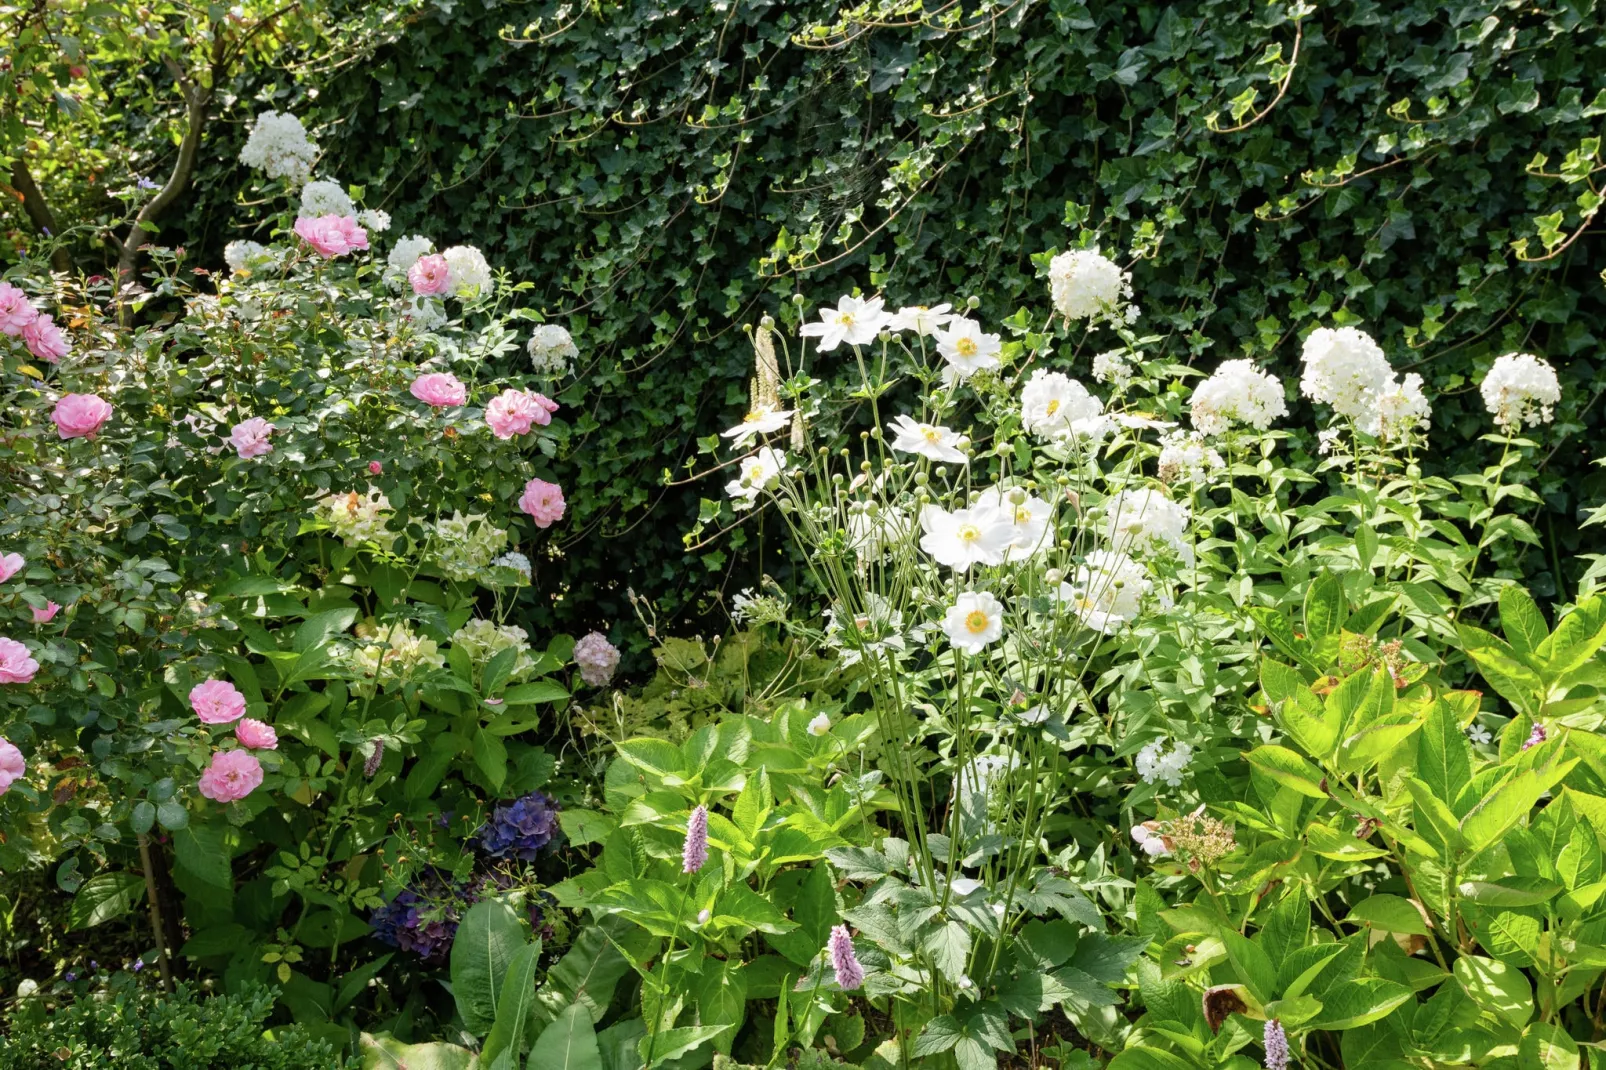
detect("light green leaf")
[360,1035,478,1070]
[1346,894,1432,937]
[1454,955,1534,1027]
[1244,745,1328,798]
[481,941,540,1070]
[68,872,145,930]
[1310,978,1412,1030]
[451,900,528,1037]
[528,1003,602,1070]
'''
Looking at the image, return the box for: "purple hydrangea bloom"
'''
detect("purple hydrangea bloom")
[574,631,621,687]
[683,804,709,874]
[828,924,864,990]
[476,791,563,861]
[369,873,465,962]
[1263,1019,1289,1070]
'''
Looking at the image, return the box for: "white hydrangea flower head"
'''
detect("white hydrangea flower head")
[357,209,391,233]
[490,551,532,584]
[1092,348,1134,387]
[1102,487,1191,561]
[223,240,277,275]
[973,485,1052,561]
[1299,326,1394,422]
[1157,430,1224,485]
[431,511,509,582]
[442,245,493,302]
[387,234,434,279]
[1369,372,1432,440]
[1481,352,1560,431]
[726,447,786,510]
[345,621,445,697]
[299,179,354,219]
[1190,359,1288,436]
[935,318,1003,380]
[239,110,318,184]
[919,502,1014,570]
[1021,369,1103,441]
[451,618,537,680]
[1059,549,1150,633]
[573,631,621,686]
[1048,247,1135,324]
[318,488,394,548]
[528,324,578,374]
[401,295,447,330]
[1135,739,1192,786]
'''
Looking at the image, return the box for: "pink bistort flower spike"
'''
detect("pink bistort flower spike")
[828,924,864,990]
[682,804,709,873]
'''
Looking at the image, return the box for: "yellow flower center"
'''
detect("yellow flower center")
[744,409,764,423]
[965,610,991,634]
[957,524,981,543]
[922,426,942,443]
[1014,506,1032,524]
[747,464,765,481]
[956,337,977,357]
[1045,399,1060,416]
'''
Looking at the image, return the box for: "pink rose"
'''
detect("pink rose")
[198,749,263,803]
[532,393,559,425]
[519,478,566,528]
[0,637,39,684]
[0,283,36,336]
[369,460,383,475]
[228,417,275,459]
[51,393,114,440]
[22,314,69,363]
[408,254,451,296]
[410,372,467,409]
[0,738,25,794]
[294,214,369,258]
[190,678,246,724]
[234,717,278,750]
[0,554,22,583]
[31,601,61,624]
[485,389,548,439]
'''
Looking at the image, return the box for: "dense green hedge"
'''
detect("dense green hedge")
[174,0,1605,628]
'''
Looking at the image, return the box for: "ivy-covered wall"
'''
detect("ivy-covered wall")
[183,0,1606,631]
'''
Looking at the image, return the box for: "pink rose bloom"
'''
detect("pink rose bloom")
[198,749,263,803]
[0,282,36,336]
[0,738,25,794]
[0,637,39,684]
[408,254,451,296]
[31,601,61,624]
[294,214,369,258]
[532,393,559,425]
[228,417,275,459]
[22,313,69,363]
[369,460,383,475]
[51,393,114,440]
[190,678,246,724]
[519,478,566,528]
[0,553,22,583]
[410,372,467,408]
[485,389,549,439]
[234,717,278,750]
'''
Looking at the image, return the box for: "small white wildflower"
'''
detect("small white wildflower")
[725,447,786,510]
[807,713,831,736]
[1157,430,1224,485]
[357,208,391,233]
[223,240,276,275]
[1092,348,1134,386]
[1135,739,1192,787]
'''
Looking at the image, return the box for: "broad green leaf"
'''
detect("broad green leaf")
[1417,699,1473,811]
[360,1034,478,1070]
[1499,586,1548,655]
[1457,877,1562,907]
[1519,1022,1581,1070]
[450,900,528,1036]
[335,953,394,1013]
[1245,745,1328,798]
[1538,594,1606,678]
[502,680,571,705]
[1221,930,1277,1004]
[481,941,540,1070]
[1454,955,1534,1027]
[1310,978,1412,1030]
[1278,687,1338,760]
[533,924,631,1026]
[473,728,508,792]
[691,960,746,1054]
[1460,624,1543,715]
[1107,1047,1199,1070]
[1338,714,1421,774]
[1304,570,1347,644]
[1484,911,1541,967]
[637,1024,730,1067]
[1346,894,1432,937]
[528,1003,602,1070]
[1461,760,1575,854]
[613,738,685,777]
[68,872,145,930]
[172,822,233,890]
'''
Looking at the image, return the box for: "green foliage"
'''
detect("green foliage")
[136,0,1606,626]
[0,982,356,1069]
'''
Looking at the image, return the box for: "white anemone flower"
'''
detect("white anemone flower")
[919,503,1013,570]
[973,486,1052,561]
[935,318,1003,380]
[1058,550,1150,633]
[800,294,891,352]
[1020,369,1103,441]
[721,403,794,448]
[725,447,787,510]
[1481,353,1560,431]
[888,414,967,463]
[942,591,1005,653]
[889,303,955,336]
[807,713,832,736]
